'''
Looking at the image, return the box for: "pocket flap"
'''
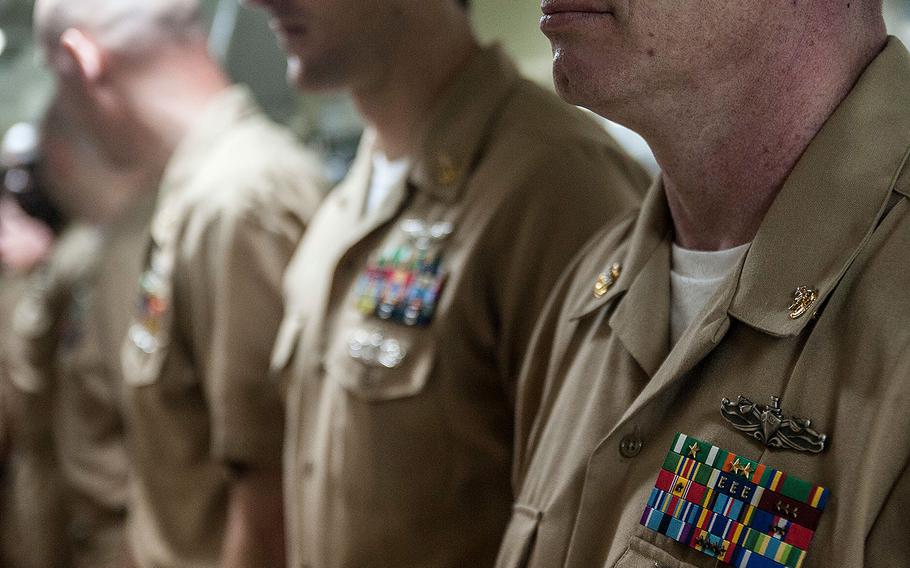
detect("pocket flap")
[613,536,701,568]
[121,324,169,387]
[327,327,433,402]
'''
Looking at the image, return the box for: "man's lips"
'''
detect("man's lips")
[540,0,613,17]
[540,0,614,33]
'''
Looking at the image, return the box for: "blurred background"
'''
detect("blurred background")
[1,0,909,180]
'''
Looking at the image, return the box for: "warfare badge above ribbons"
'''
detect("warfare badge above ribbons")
[352,218,453,327]
[721,396,827,454]
[640,433,830,568]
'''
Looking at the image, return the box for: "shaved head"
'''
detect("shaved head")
[35,0,203,59]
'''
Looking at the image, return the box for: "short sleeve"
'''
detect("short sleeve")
[179,201,304,468]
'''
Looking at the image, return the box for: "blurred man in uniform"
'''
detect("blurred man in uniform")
[0,119,75,568]
[248,0,649,566]
[497,2,910,568]
[21,102,156,568]
[1,107,152,568]
[34,0,326,566]
[5,223,100,568]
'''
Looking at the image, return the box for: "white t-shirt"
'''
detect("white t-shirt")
[366,152,411,214]
[670,242,750,345]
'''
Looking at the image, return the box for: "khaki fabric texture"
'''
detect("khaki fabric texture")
[59,195,157,568]
[1,203,153,568]
[120,86,325,568]
[0,273,31,568]
[3,225,103,568]
[497,38,910,568]
[276,46,649,568]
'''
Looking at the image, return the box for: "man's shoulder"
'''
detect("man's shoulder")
[206,112,322,197]
[495,78,624,155]
[480,78,648,197]
[169,114,324,229]
[45,225,103,288]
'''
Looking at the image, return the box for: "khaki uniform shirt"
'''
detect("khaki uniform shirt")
[5,225,103,568]
[57,195,158,568]
[0,273,29,460]
[2,198,154,568]
[0,272,31,567]
[275,46,649,568]
[497,38,910,568]
[121,86,324,568]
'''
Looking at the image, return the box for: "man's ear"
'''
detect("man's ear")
[59,28,104,83]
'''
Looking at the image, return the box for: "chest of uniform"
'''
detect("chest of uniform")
[566,320,900,568]
[348,217,454,328]
[57,281,96,361]
[310,197,470,400]
[122,239,179,389]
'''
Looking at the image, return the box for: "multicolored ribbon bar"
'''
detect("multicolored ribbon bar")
[641,506,786,568]
[646,488,808,568]
[641,433,830,568]
[670,433,830,510]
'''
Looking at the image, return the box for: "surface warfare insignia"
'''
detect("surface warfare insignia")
[128,250,171,355]
[721,396,827,454]
[353,218,452,327]
[640,433,830,568]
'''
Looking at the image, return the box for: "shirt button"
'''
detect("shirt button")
[619,435,643,458]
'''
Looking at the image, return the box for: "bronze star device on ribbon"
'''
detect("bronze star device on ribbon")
[640,433,830,568]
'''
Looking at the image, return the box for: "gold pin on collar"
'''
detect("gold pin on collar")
[788,286,818,319]
[593,263,622,298]
[435,154,461,186]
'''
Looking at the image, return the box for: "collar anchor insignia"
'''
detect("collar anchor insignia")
[788,286,818,319]
[593,262,622,298]
[720,395,827,454]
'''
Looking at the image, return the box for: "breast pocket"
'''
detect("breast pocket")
[613,537,701,568]
[121,246,175,387]
[495,504,542,568]
[326,325,434,402]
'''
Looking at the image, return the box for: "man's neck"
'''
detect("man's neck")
[123,49,230,172]
[351,20,478,160]
[642,34,887,251]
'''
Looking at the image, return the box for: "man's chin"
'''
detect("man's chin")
[286,56,351,94]
[551,56,591,107]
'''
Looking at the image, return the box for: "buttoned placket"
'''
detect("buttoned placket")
[291,138,414,568]
[563,235,742,568]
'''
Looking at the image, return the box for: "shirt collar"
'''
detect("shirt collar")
[569,176,672,321]
[569,37,910,343]
[408,44,521,203]
[567,179,673,376]
[157,85,258,204]
[729,37,910,336]
[150,85,259,241]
